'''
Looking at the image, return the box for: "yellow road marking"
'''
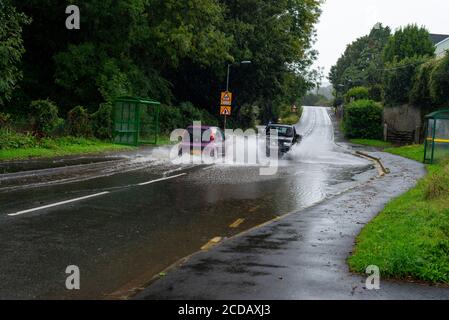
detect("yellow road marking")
[201,236,222,251]
[248,205,260,213]
[229,218,245,228]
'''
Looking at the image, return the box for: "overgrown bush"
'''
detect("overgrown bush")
[382,56,426,106]
[0,112,12,127]
[345,86,369,103]
[368,84,383,102]
[0,128,38,149]
[28,99,61,136]
[343,99,383,139]
[409,59,438,109]
[66,106,92,137]
[424,160,449,200]
[92,103,113,139]
[430,54,449,107]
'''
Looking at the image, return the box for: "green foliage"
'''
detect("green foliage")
[349,153,449,284]
[382,56,427,106]
[92,103,113,140]
[368,84,383,102]
[159,102,218,134]
[424,163,449,200]
[383,25,435,64]
[429,54,449,107]
[279,105,302,125]
[409,59,438,108]
[343,99,383,139]
[301,93,331,106]
[6,0,321,131]
[0,134,132,160]
[66,106,93,137]
[0,0,31,105]
[0,112,12,127]
[28,99,61,136]
[0,127,38,149]
[329,24,391,97]
[345,86,369,103]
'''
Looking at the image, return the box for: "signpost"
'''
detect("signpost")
[220,106,232,116]
[220,91,232,130]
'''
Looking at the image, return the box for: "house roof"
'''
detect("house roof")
[430,33,449,45]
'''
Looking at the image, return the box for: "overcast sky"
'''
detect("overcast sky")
[313,0,449,83]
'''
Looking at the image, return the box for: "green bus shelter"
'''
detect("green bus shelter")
[113,96,160,146]
[424,109,449,164]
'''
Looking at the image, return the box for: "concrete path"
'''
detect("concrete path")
[137,152,449,300]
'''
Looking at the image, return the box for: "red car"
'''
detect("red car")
[178,125,226,158]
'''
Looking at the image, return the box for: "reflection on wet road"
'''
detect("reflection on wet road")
[0,107,373,299]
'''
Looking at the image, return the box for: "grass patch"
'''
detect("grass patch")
[0,136,133,161]
[384,144,424,162]
[350,139,392,148]
[349,144,449,284]
[280,106,303,125]
[156,134,177,146]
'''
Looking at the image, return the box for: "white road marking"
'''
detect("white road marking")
[137,173,186,186]
[7,173,188,217]
[7,191,110,216]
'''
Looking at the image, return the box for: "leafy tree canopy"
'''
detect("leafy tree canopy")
[0,0,31,106]
[383,24,435,63]
[329,23,391,98]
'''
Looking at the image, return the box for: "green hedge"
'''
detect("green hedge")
[343,99,383,139]
[345,86,369,103]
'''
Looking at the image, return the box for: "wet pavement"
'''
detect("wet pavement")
[137,150,449,299]
[0,106,421,299]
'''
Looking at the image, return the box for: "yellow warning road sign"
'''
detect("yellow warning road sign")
[221,91,232,106]
[220,106,232,116]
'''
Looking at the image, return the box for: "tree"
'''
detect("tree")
[219,0,321,123]
[0,0,31,106]
[8,0,322,129]
[383,24,435,63]
[329,23,391,99]
[430,54,449,107]
[409,59,438,109]
[382,56,428,106]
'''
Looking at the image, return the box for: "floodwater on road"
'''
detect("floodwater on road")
[0,107,374,299]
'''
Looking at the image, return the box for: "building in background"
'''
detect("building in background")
[430,33,449,56]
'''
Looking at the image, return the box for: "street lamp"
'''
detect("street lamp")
[223,60,252,131]
[226,60,252,92]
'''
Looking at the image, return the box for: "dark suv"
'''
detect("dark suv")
[265,124,301,157]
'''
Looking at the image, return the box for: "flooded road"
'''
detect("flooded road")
[0,107,374,299]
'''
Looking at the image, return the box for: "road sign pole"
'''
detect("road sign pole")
[224,64,230,131]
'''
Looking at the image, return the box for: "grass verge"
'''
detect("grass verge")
[350,139,392,148]
[384,144,425,162]
[348,144,449,284]
[0,136,134,161]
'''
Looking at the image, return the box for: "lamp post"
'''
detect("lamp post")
[224,60,251,130]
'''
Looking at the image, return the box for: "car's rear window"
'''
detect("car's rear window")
[266,126,293,137]
[187,127,216,142]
